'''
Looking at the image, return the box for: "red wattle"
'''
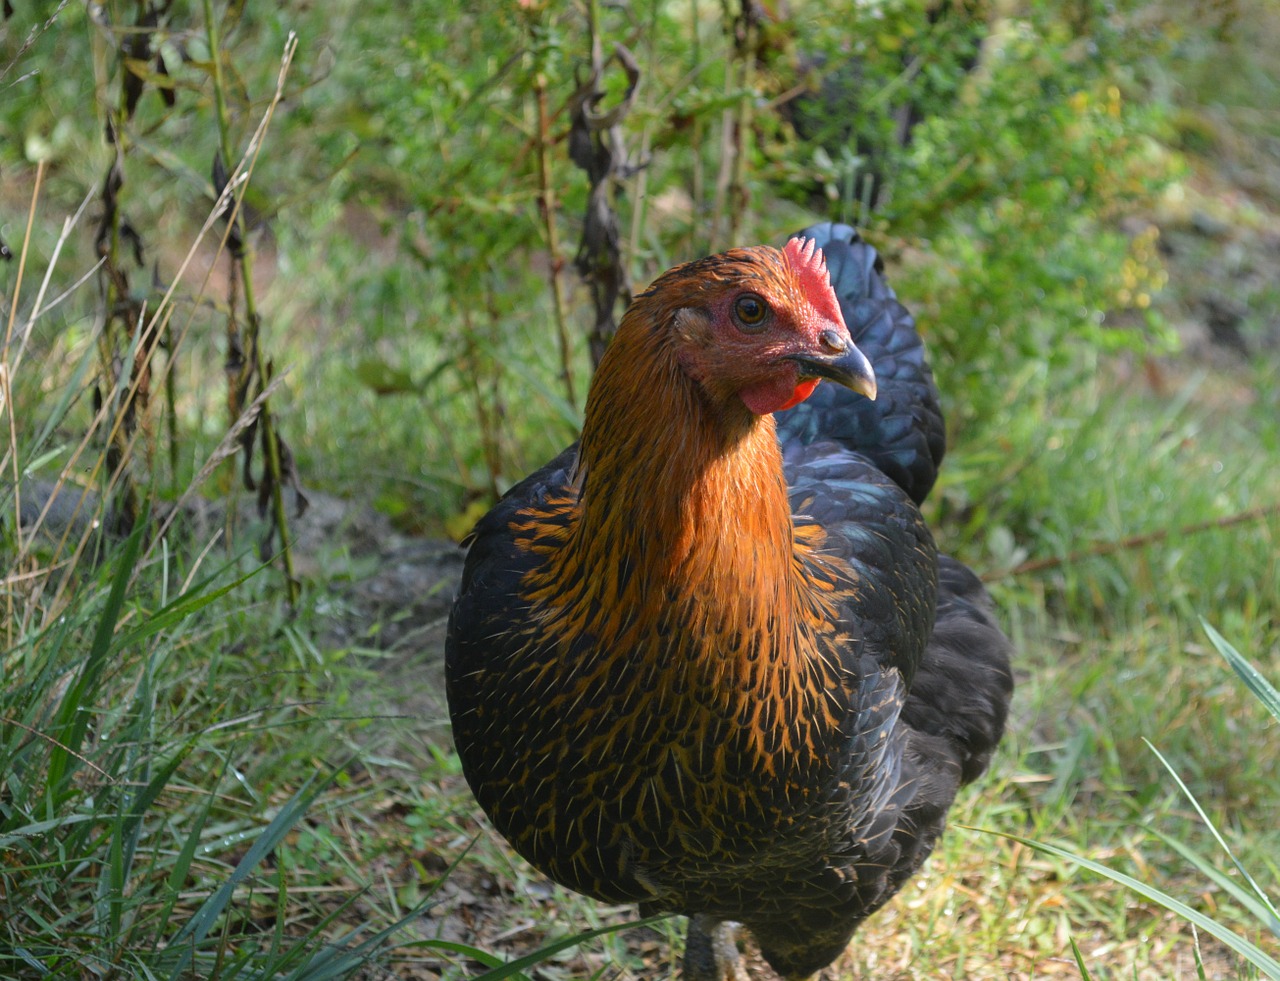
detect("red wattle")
[740,377,821,415]
[777,378,820,411]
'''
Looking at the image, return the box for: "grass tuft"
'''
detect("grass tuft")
[999,622,1280,980]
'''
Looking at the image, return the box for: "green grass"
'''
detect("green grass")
[0,522,393,974]
[1021,621,1280,981]
[3,0,1280,977]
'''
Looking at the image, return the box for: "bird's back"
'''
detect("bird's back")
[754,224,1014,974]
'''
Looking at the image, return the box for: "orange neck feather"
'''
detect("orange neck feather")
[562,296,798,650]
[515,286,848,758]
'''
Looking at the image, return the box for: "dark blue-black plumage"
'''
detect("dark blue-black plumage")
[445,224,1013,979]
[777,222,945,506]
[781,220,1011,794]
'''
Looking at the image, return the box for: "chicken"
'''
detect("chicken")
[445,223,1014,979]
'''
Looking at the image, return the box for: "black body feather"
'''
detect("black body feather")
[445,224,1013,979]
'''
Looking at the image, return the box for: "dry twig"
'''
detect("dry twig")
[984,501,1280,581]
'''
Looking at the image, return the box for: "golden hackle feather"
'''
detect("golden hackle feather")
[516,248,852,756]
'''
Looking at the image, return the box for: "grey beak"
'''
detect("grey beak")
[787,334,877,401]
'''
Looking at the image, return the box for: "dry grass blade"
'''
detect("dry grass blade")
[145,370,288,561]
[1,160,45,357]
[0,715,113,782]
[2,162,47,569]
[8,185,97,373]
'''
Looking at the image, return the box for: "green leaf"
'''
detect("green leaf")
[153,755,228,940]
[353,356,424,396]
[1202,619,1280,725]
[169,769,336,967]
[1147,826,1280,938]
[47,511,147,796]
[1144,738,1280,936]
[449,913,670,981]
[1068,936,1095,979]
[113,562,265,654]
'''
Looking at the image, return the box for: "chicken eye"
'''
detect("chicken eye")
[734,293,769,331]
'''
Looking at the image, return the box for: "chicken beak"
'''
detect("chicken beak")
[787,330,877,401]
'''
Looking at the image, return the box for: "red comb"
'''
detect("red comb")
[784,237,845,329]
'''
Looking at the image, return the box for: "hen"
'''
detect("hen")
[445,223,1014,979]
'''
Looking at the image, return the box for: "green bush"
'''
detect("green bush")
[4,0,1182,529]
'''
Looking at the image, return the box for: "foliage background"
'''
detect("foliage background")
[2,0,1278,976]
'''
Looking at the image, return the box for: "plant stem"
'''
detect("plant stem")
[534,72,576,408]
[203,0,299,605]
[165,323,178,483]
[988,501,1280,581]
[626,0,661,272]
[715,0,755,247]
[460,304,502,502]
[710,72,734,248]
[1,160,46,646]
